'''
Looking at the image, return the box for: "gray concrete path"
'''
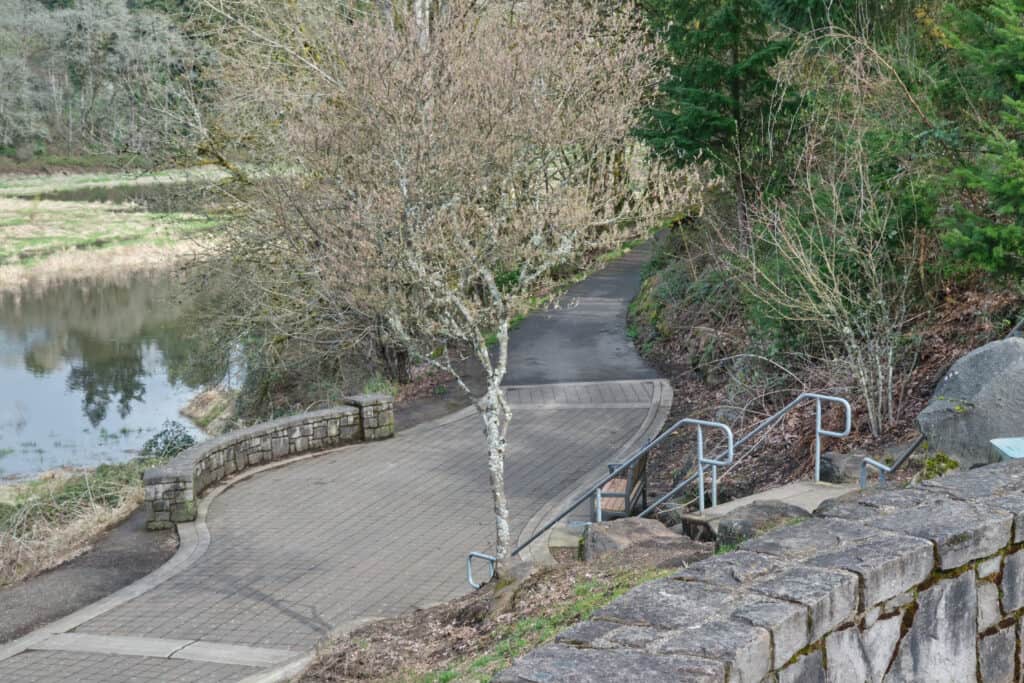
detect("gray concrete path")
[0,245,669,681]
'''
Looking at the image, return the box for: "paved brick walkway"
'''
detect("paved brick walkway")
[0,247,669,681]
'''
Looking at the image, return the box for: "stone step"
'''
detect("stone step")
[679,480,858,541]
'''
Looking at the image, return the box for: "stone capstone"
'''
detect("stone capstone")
[750,565,859,640]
[805,534,934,607]
[917,337,1024,468]
[497,463,1024,683]
[865,500,1012,570]
[492,643,725,683]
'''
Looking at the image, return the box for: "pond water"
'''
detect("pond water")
[0,274,216,480]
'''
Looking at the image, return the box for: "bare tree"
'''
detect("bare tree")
[198,0,707,561]
[722,34,922,438]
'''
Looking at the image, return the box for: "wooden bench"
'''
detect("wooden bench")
[593,453,649,521]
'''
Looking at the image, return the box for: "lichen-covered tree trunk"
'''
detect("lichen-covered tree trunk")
[477,318,513,560]
[480,382,512,558]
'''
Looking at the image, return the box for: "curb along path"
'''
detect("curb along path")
[0,246,671,682]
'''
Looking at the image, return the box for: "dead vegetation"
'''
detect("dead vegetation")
[0,468,145,587]
[300,544,710,683]
[633,245,1024,506]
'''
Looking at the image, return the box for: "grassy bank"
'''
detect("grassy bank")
[302,556,687,682]
[0,423,194,588]
[0,197,216,266]
[0,168,226,293]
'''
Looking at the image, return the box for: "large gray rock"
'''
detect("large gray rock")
[820,451,867,484]
[714,501,811,550]
[884,572,977,682]
[582,517,709,564]
[917,337,1024,468]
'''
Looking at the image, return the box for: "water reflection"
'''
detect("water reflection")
[0,275,219,479]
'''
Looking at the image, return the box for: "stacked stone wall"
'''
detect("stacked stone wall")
[498,461,1024,682]
[143,394,394,530]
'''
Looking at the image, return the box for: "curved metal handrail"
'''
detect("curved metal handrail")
[639,392,851,518]
[465,391,850,587]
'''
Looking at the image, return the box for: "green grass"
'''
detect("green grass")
[0,196,219,267]
[596,237,645,265]
[0,167,227,197]
[412,566,674,682]
[363,373,399,397]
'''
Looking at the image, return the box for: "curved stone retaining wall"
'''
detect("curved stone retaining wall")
[143,394,394,530]
[498,461,1024,683]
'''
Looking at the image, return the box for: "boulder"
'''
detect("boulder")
[715,501,811,550]
[918,337,1024,468]
[819,451,866,484]
[582,517,709,565]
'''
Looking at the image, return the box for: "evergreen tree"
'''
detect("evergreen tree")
[942,0,1024,275]
[638,0,788,166]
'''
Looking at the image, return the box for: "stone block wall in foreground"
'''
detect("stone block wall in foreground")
[498,461,1024,682]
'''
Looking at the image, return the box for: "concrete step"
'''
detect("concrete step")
[679,480,858,540]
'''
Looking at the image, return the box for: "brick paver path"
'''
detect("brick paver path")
[0,247,670,681]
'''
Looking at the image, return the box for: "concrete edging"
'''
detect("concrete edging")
[516,378,674,566]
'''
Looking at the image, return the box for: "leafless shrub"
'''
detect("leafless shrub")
[720,33,924,438]
[194,0,709,559]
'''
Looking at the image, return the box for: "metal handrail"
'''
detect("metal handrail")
[467,551,497,589]
[463,418,735,586]
[860,309,1024,486]
[464,391,850,587]
[638,392,851,518]
[859,434,924,488]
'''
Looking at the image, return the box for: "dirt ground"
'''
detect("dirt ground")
[638,285,1024,506]
[300,540,712,682]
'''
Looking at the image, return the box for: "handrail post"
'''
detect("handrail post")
[595,488,603,523]
[815,397,822,482]
[711,464,718,508]
[697,424,706,511]
[697,464,706,513]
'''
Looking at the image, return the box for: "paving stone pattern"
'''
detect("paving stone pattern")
[143,395,394,530]
[0,649,255,682]
[498,460,1024,683]
[6,246,664,681]
[72,382,655,650]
